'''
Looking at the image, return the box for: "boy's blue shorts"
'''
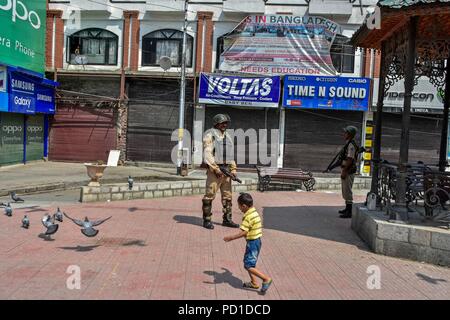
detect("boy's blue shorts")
[243,238,261,270]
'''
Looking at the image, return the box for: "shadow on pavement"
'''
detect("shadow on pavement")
[262,204,369,250]
[59,245,101,252]
[203,268,244,290]
[173,215,222,227]
[38,233,55,241]
[416,273,448,285]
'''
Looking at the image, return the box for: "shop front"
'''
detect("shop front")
[198,73,282,168]
[282,75,371,171]
[0,66,56,166]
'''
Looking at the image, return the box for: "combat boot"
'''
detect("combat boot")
[222,199,239,228]
[339,203,353,219]
[202,199,214,229]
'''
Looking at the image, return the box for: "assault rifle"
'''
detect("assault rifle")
[323,141,366,173]
[219,164,242,184]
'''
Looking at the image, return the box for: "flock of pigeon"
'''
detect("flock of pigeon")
[1,191,112,238]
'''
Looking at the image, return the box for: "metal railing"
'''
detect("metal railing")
[377,161,450,226]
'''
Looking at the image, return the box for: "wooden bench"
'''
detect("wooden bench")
[255,165,315,192]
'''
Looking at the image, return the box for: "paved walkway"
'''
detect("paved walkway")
[0,191,449,299]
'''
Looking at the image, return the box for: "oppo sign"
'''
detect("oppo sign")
[0,0,41,30]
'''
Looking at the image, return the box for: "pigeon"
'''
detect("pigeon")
[10,192,24,203]
[64,212,112,237]
[22,215,30,229]
[4,203,12,217]
[42,214,59,235]
[53,207,63,222]
[128,176,134,190]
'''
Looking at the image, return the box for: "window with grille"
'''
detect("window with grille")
[142,29,193,67]
[67,28,118,65]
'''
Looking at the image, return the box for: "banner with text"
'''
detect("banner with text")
[219,15,341,76]
[199,73,281,108]
[283,75,371,111]
[8,70,55,114]
[0,0,46,73]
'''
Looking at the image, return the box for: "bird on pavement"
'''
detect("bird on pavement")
[10,192,24,203]
[22,215,30,229]
[42,214,59,235]
[128,176,134,190]
[4,203,12,217]
[53,207,64,222]
[63,212,112,237]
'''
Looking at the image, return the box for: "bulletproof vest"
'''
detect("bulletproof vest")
[211,129,234,165]
[344,139,359,174]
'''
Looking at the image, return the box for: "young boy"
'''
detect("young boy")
[223,193,272,293]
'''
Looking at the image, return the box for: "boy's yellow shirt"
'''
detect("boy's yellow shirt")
[240,207,262,240]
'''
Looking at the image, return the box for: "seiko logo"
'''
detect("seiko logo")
[207,77,273,97]
[14,96,32,107]
[2,125,22,134]
[0,0,41,30]
[27,126,42,133]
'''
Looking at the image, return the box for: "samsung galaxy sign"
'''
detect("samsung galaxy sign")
[198,73,281,108]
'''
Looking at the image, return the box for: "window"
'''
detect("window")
[142,29,193,67]
[330,35,355,74]
[67,28,118,65]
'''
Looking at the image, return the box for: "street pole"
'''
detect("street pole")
[177,0,188,175]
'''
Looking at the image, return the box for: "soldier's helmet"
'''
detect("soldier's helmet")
[213,114,231,126]
[343,125,358,137]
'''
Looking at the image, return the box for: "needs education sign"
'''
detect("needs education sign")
[0,0,46,73]
[198,73,281,108]
[283,75,371,111]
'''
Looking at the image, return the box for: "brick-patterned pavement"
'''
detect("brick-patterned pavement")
[1,191,450,300]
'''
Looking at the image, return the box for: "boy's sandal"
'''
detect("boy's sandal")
[260,279,273,293]
[243,281,260,289]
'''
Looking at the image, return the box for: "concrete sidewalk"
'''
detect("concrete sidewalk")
[0,161,205,196]
[0,161,371,198]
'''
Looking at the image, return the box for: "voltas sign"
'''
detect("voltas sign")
[198,73,281,108]
[0,0,46,73]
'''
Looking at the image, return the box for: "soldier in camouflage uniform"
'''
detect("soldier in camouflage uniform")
[202,114,239,230]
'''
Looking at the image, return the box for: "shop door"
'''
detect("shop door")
[49,105,116,162]
[26,114,45,161]
[0,113,24,165]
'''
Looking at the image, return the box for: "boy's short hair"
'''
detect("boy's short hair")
[238,193,253,207]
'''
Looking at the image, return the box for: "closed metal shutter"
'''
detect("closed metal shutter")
[126,78,194,163]
[204,106,280,167]
[380,112,441,165]
[49,105,116,162]
[0,113,24,165]
[26,114,45,161]
[284,109,364,172]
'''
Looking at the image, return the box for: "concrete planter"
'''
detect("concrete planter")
[84,163,108,187]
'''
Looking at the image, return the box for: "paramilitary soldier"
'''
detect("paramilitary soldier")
[339,125,359,219]
[202,114,240,230]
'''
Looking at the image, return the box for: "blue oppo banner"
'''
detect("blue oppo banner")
[199,73,281,108]
[283,75,371,111]
[8,70,56,114]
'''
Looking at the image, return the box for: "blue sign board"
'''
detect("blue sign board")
[7,70,55,114]
[282,75,371,111]
[199,73,281,108]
